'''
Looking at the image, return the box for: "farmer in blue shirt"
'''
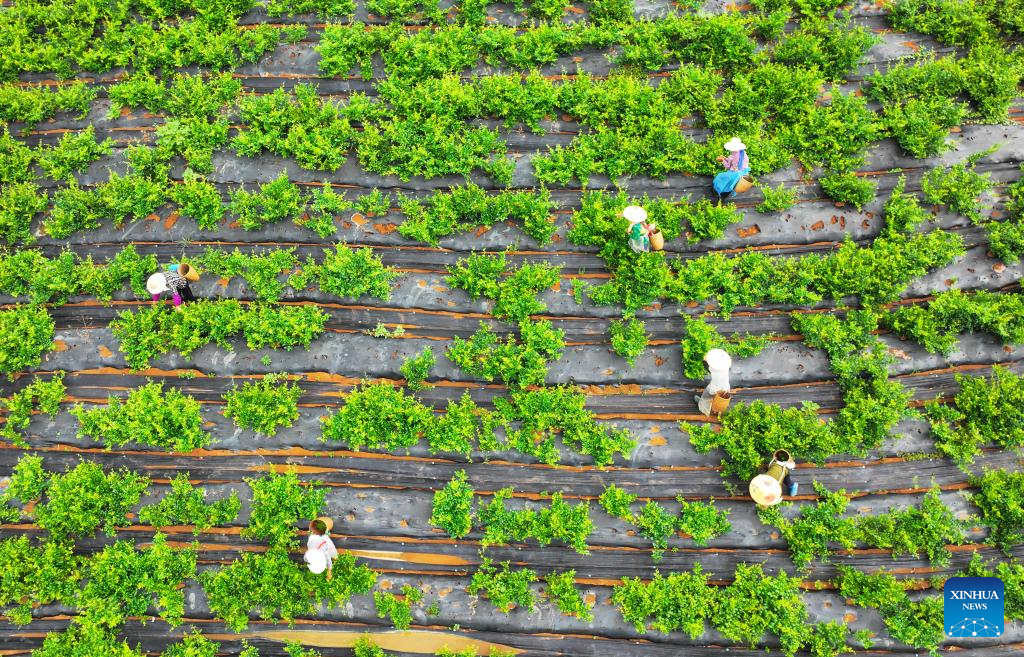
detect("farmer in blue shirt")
[713,137,751,201]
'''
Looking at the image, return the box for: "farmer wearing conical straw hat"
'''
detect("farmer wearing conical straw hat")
[623,205,652,253]
[304,516,339,579]
[713,137,752,201]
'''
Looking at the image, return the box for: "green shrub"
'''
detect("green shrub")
[198,247,298,302]
[968,470,1024,553]
[447,320,564,389]
[921,148,995,222]
[37,125,113,182]
[0,372,64,447]
[401,347,435,391]
[837,567,943,652]
[544,571,593,621]
[884,289,1024,356]
[446,251,561,322]
[224,374,302,436]
[680,316,770,379]
[925,366,1024,465]
[430,470,474,539]
[229,173,306,230]
[374,585,423,630]
[243,469,327,548]
[71,382,211,452]
[477,487,593,554]
[200,548,376,631]
[0,182,47,245]
[613,565,714,636]
[820,172,876,210]
[321,383,434,451]
[468,558,537,613]
[714,564,810,657]
[78,534,196,629]
[0,304,54,378]
[170,173,225,230]
[32,460,150,538]
[162,631,220,657]
[683,199,743,242]
[138,472,240,533]
[609,317,648,366]
[757,183,797,212]
[296,243,399,301]
[0,536,80,625]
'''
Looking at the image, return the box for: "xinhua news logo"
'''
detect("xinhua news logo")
[944,577,1004,638]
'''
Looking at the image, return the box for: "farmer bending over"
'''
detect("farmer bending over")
[146,263,198,307]
[304,516,339,579]
[713,137,751,201]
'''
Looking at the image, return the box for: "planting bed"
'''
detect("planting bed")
[1,0,1023,656]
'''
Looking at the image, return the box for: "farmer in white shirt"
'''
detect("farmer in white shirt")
[303,517,338,579]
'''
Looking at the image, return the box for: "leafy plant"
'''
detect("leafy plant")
[197,247,298,302]
[0,372,65,446]
[242,469,327,548]
[676,498,732,546]
[294,243,399,301]
[544,571,593,621]
[229,173,306,231]
[201,548,376,631]
[0,182,47,245]
[71,382,212,452]
[224,374,302,436]
[170,173,225,230]
[885,290,1024,356]
[968,469,1024,553]
[467,558,537,613]
[138,472,240,533]
[683,199,744,242]
[757,183,797,212]
[613,564,715,636]
[924,365,1024,465]
[321,383,434,451]
[0,536,80,625]
[610,317,648,366]
[37,125,113,182]
[430,470,475,539]
[401,347,435,391]
[31,459,150,538]
[680,316,771,379]
[820,172,876,210]
[447,320,564,389]
[355,188,392,216]
[837,567,943,653]
[162,631,220,657]
[921,148,995,223]
[0,304,55,378]
[714,564,810,657]
[77,534,196,629]
[447,251,561,322]
[374,585,423,630]
[477,487,592,554]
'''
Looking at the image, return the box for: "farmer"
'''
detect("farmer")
[713,137,751,201]
[623,205,652,253]
[749,452,799,507]
[304,516,339,579]
[695,348,731,416]
[146,263,198,307]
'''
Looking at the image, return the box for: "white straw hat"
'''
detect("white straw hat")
[304,548,327,574]
[724,137,747,152]
[146,273,168,295]
[704,348,732,371]
[622,205,648,224]
[749,474,783,506]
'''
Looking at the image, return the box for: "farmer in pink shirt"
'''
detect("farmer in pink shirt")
[713,137,751,201]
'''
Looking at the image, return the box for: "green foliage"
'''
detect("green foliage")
[37,125,113,182]
[856,488,969,567]
[30,625,143,657]
[32,460,150,538]
[162,631,220,657]
[925,366,1024,465]
[197,247,298,302]
[353,636,386,657]
[399,185,557,246]
[169,173,225,230]
[676,498,732,546]
[0,182,47,245]
[921,148,995,222]
[200,548,376,631]
[497,385,636,467]
[610,317,648,366]
[683,199,744,242]
[598,484,637,519]
[773,14,879,81]
[224,374,302,436]
[969,469,1024,553]
[77,534,196,629]
[0,536,80,625]
[374,585,423,630]
[757,183,797,213]
[301,184,351,237]
[430,470,475,539]
[243,469,327,548]
[838,568,943,653]
[885,290,1024,356]
[297,243,399,301]
[0,372,65,447]
[680,316,771,380]
[355,188,392,216]
[613,565,715,637]
[0,82,95,128]
[321,383,434,452]
[447,320,564,389]
[477,487,593,554]
[544,571,593,621]
[467,558,537,613]
[0,304,54,377]
[71,382,211,452]
[714,564,810,657]
[632,500,680,561]
[229,174,306,231]
[447,251,561,322]
[819,172,876,210]
[268,0,356,18]
[758,483,858,571]
[138,472,241,533]
[401,347,435,391]
[110,301,328,369]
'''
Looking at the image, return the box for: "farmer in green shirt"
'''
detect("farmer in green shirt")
[624,205,652,253]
